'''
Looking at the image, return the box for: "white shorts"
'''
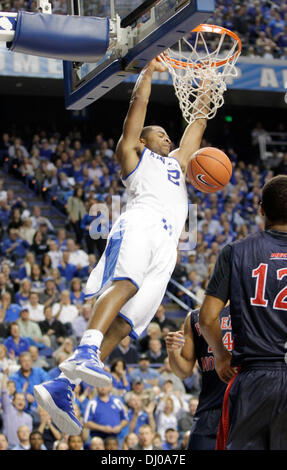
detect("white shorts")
[85,209,178,338]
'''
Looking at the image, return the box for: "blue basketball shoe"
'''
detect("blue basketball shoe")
[59,344,112,388]
[34,377,82,435]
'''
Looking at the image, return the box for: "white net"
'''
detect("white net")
[159,25,241,125]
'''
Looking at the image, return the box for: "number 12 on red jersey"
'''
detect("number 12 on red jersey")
[251,263,287,310]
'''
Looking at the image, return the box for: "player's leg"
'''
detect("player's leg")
[114,241,178,348]
[270,369,287,450]
[225,369,275,450]
[34,213,154,434]
[34,280,136,436]
[86,280,137,332]
[59,279,137,386]
[187,410,222,450]
[100,315,132,361]
[65,211,151,378]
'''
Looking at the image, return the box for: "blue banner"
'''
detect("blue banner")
[132,58,287,92]
[0,44,63,78]
[0,45,286,93]
[229,60,287,92]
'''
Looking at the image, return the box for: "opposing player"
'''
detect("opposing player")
[165,304,232,450]
[199,175,287,450]
[34,58,211,434]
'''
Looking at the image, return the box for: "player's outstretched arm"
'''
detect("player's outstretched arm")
[116,58,167,179]
[165,313,196,379]
[172,80,211,175]
[199,295,237,384]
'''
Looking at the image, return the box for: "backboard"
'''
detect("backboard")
[63,0,215,110]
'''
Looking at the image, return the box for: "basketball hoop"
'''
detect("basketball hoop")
[159,24,242,124]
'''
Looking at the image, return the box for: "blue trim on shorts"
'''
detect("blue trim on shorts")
[111,276,140,291]
[84,292,97,299]
[122,147,146,181]
[101,230,124,287]
[118,312,139,340]
[84,228,125,300]
[84,276,139,300]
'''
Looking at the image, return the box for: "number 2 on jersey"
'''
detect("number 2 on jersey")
[167,169,180,186]
[251,263,287,310]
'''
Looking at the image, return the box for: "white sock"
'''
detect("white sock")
[80,329,103,349]
[59,372,81,386]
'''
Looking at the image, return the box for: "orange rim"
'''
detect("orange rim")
[161,24,242,69]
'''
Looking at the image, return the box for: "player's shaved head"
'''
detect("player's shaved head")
[261,175,287,224]
[140,125,160,140]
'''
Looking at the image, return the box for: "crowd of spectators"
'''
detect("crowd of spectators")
[0,116,285,451]
[0,0,287,59]
[209,0,287,59]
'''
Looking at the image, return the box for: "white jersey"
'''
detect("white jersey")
[122,147,188,242]
[85,147,188,338]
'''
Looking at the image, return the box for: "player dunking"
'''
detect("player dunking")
[165,305,232,450]
[199,175,287,450]
[34,58,210,435]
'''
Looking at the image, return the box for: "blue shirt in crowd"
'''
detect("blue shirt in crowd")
[2,237,29,258]
[10,367,50,402]
[3,303,21,322]
[57,262,78,281]
[84,395,128,439]
[127,409,149,435]
[4,336,30,357]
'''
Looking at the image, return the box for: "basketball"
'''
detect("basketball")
[187,147,232,193]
